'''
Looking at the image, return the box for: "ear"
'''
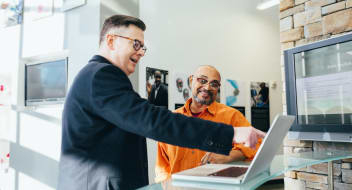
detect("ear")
[188,75,193,85]
[106,35,116,50]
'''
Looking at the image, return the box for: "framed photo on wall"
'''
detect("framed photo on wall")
[146,67,169,109]
[61,0,86,12]
[25,0,53,21]
[225,79,246,107]
[0,0,23,28]
[174,73,191,105]
[250,81,270,132]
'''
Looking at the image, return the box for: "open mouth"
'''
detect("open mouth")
[130,57,138,64]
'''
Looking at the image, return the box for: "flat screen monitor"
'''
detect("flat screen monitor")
[25,57,68,106]
[175,103,184,110]
[251,107,270,132]
[284,33,352,142]
[230,106,245,116]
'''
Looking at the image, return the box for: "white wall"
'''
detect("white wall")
[0,25,20,143]
[0,17,21,190]
[139,0,281,183]
[65,0,100,86]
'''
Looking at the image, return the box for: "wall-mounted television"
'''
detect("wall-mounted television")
[19,51,68,107]
[284,33,352,142]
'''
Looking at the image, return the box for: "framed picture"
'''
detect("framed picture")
[174,73,191,104]
[225,79,246,107]
[25,0,53,21]
[61,0,86,12]
[146,67,168,109]
[250,81,269,108]
[0,0,23,28]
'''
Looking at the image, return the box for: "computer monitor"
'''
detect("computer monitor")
[284,33,352,142]
[230,106,245,116]
[20,51,68,107]
[251,107,269,132]
[175,103,184,110]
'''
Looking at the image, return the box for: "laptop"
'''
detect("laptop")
[172,115,295,184]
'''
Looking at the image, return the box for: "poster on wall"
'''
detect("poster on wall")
[25,0,53,21]
[250,81,270,132]
[250,81,269,108]
[0,0,23,28]
[225,79,246,107]
[146,67,168,109]
[174,73,191,105]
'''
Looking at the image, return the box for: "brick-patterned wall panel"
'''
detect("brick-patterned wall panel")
[322,9,352,34]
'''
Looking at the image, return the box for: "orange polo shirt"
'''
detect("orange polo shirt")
[155,99,262,182]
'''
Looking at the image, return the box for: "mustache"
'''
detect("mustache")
[197,89,213,97]
[194,89,215,105]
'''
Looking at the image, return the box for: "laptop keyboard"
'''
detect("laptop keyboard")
[208,166,248,177]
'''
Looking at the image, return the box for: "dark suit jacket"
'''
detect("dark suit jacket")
[259,87,269,104]
[148,83,168,108]
[58,55,234,190]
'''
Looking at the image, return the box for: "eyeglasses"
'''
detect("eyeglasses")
[110,34,147,53]
[193,76,221,89]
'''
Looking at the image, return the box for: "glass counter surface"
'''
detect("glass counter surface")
[138,151,352,190]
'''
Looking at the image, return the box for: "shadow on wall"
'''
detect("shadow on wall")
[10,143,59,189]
[9,109,60,190]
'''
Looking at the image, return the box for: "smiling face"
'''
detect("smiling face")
[105,25,145,76]
[155,76,161,86]
[190,66,221,106]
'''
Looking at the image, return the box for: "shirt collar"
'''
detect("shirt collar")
[90,55,128,77]
[183,98,217,116]
[90,55,112,64]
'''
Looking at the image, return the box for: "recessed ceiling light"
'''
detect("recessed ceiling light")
[257,0,279,10]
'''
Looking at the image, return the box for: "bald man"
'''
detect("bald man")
[155,65,263,182]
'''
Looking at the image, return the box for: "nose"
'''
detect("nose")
[203,82,211,90]
[137,48,146,57]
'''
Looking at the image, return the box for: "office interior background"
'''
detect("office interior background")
[1,0,352,189]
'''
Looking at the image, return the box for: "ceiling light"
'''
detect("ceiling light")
[257,0,279,10]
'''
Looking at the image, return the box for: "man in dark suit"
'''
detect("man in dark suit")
[258,82,269,107]
[58,15,265,190]
[148,71,168,108]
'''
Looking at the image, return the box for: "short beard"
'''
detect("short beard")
[193,89,214,106]
[155,80,161,87]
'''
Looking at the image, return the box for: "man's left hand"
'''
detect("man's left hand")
[200,150,245,165]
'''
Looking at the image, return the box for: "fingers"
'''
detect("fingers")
[249,131,258,149]
[244,132,254,149]
[201,152,210,165]
[201,152,212,165]
[233,127,264,149]
[200,153,207,164]
[254,128,266,138]
[244,142,250,148]
[202,153,231,164]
